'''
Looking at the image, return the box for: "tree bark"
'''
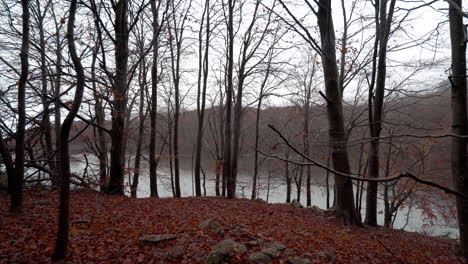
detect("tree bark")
[223,0,235,199]
[365,0,396,226]
[107,0,129,196]
[317,0,360,225]
[91,45,108,192]
[448,0,468,258]
[51,0,85,259]
[194,0,210,197]
[52,5,62,184]
[11,0,30,212]
[131,40,147,198]
[36,2,57,186]
[251,96,262,200]
[148,0,161,198]
[285,150,291,203]
[303,101,311,206]
[0,130,15,194]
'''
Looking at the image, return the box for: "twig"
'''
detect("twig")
[261,124,467,199]
[372,235,407,264]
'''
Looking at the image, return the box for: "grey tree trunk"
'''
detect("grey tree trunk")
[11,0,30,212]
[285,150,291,203]
[90,44,108,193]
[0,130,15,194]
[52,0,85,259]
[252,96,262,200]
[223,0,235,199]
[52,5,62,183]
[36,2,57,186]
[303,101,311,206]
[365,0,396,226]
[317,0,360,225]
[194,0,210,196]
[131,39,147,198]
[149,0,162,198]
[108,0,129,196]
[448,0,468,258]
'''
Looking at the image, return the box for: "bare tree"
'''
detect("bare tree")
[10,0,30,212]
[52,0,85,259]
[168,0,192,198]
[278,0,361,224]
[130,21,149,198]
[365,0,397,226]
[32,0,59,186]
[222,0,235,198]
[448,0,468,258]
[0,129,15,194]
[194,0,212,197]
[107,0,130,195]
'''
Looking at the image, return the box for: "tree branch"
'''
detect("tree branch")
[263,124,467,199]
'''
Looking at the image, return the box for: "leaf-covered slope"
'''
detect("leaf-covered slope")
[0,188,461,263]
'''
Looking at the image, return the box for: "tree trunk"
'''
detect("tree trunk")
[11,0,30,212]
[168,106,175,197]
[91,44,108,193]
[383,182,391,227]
[0,130,15,194]
[326,151,331,209]
[365,0,396,226]
[172,63,181,199]
[168,3,186,198]
[223,0,235,199]
[448,0,468,258]
[285,151,291,203]
[317,0,360,225]
[131,48,147,198]
[303,100,311,206]
[266,169,271,203]
[251,96,262,200]
[37,6,57,186]
[107,0,129,196]
[51,0,85,259]
[149,0,160,198]
[53,8,62,185]
[194,0,210,197]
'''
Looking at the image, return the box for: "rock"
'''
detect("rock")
[248,252,272,264]
[139,234,176,246]
[245,240,259,248]
[215,239,236,250]
[291,199,303,208]
[316,250,336,262]
[205,239,248,264]
[214,239,247,255]
[205,248,230,264]
[235,243,248,255]
[165,245,184,259]
[199,219,224,236]
[261,242,286,258]
[230,227,250,236]
[267,242,286,252]
[256,198,266,203]
[306,205,327,215]
[287,257,311,264]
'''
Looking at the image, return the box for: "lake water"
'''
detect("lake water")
[70,154,459,239]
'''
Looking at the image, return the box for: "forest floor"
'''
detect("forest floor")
[0,187,463,263]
